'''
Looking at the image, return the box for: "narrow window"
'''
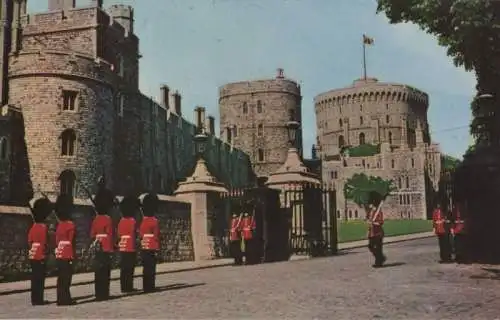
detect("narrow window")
[257,124,264,136]
[242,102,248,114]
[62,90,78,111]
[226,127,232,144]
[233,126,238,137]
[258,149,264,162]
[405,176,410,188]
[391,159,395,168]
[61,129,76,156]
[360,116,363,125]
[388,131,393,144]
[59,170,76,198]
[339,119,343,128]
[386,115,390,123]
[411,158,415,168]
[359,132,365,145]
[257,100,262,113]
[338,135,345,148]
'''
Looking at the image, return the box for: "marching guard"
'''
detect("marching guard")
[89,176,116,300]
[54,194,76,306]
[117,195,139,293]
[139,193,161,292]
[451,203,466,263]
[27,197,52,306]
[432,204,452,263]
[241,207,256,265]
[229,213,243,265]
[367,202,386,268]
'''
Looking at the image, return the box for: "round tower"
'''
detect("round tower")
[314,78,429,158]
[8,49,117,198]
[219,69,302,177]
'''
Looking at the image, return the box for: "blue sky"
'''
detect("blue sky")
[28,0,475,159]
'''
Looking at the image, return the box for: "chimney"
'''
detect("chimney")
[91,0,103,8]
[194,106,206,133]
[48,0,75,11]
[172,91,182,116]
[160,85,169,109]
[206,116,215,135]
[276,68,284,79]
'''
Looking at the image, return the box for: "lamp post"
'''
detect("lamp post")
[194,131,208,160]
[286,120,300,150]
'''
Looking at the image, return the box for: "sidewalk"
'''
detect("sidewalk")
[0,231,433,296]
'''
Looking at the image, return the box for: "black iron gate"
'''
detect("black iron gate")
[285,185,337,256]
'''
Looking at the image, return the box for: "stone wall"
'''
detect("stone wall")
[0,196,193,281]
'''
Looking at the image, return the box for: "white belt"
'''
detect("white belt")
[455,220,464,223]
[96,234,108,238]
[143,234,154,238]
[58,241,71,245]
[32,242,41,247]
[121,235,131,239]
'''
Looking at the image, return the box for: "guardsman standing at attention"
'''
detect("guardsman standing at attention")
[54,194,76,306]
[27,197,52,306]
[241,208,256,265]
[117,196,139,293]
[139,193,161,292]
[229,213,243,265]
[451,203,466,263]
[89,177,116,301]
[432,204,452,263]
[367,202,386,268]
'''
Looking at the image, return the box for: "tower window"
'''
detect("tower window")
[62,90,78,111]
[233,126,238,137]
[0,137,8,160]
[59,170,76,198]
[338,135,345,148]
[61,129,76,156]
[242,102,248,114]
[411,158,415,168]
[391,159,395,168]
[359,132,365,145]
[257,149,264,162]
[386,115,390,123]
[360,116,364,125]
[388,131,393,144]
[257,124,263,136]
[288,109,295,121]
[257,100,262,113]
[226,127,232,144]
[339,119,343,128]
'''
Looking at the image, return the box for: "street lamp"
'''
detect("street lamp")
[194,131,208,160]
[286,120,300,149]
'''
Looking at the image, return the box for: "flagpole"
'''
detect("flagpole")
[362,40,367,80]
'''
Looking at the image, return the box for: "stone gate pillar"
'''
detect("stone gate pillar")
[174,157,227,261]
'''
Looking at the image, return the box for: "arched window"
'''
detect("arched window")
[338,135,345,148]
[257,149,264,162]
[359,132,365,145]
[288,109,295,121]
[388,131,393,144]
[405,176,410,188]
[0,137,8,160]
[386,115,390,123]
[61,129,76,156]
[257,124,264,136]
[348,210,352,219]
[226,127,232,144]
[257,100,262,113]
[242,102,248,114]
[391,159,395,168]
[59,170,76,198]
[354,210,359,218]
[359,116,363,125]
[339,119,343,127]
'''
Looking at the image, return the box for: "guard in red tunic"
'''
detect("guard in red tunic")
[229,213,243,265]
[139,193,160,292]
[432,204,452,263]
[27,197,52,306]
[89,178,116,301]
[367,203,386,268]
[118,196,139,293]
[451,203,466,263]
[54,194,76,306]
[241,209,256,265]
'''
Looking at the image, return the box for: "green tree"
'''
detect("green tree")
[344,173,396,214]
[376,0,500,145]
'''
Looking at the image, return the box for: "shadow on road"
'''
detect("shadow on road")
[379,262,406,268]
[469,267,500,280]
[74,282,206,305]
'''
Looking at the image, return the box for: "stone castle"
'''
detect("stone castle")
[0,0,253,204]
[314,78,441,219]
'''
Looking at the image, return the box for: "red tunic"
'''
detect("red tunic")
[229,216,241,241]
[117,217,136,252]
[55,221,75,260]
[28,223,48,261]
[139,217,160,251]
[90,214,114,253]
[241,216,256,240]
[452,207,465,235]
[432,209,446,235]
[368,210,384,238]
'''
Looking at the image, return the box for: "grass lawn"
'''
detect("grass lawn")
[338,219,433,243]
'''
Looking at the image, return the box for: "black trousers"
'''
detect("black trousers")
[30,260,46,305]
[56,260,73,305]
[438,234,452,262]
[94,252,112,299]
[120,252,136,292]
[244,238,254,264]
[229,240,243,265]
[454,233,466,263]
[141,250,157,292]
[368,236,385,265]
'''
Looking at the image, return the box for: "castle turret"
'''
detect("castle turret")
[107,4,134,36]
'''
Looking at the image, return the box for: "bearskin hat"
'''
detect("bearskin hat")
[141,193,159,217]
[54,193,74,220]
[120,195,140,218]
[94,187,115,215]
[32,197,53,223]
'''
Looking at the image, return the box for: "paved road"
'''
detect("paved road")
[2,237,500,319]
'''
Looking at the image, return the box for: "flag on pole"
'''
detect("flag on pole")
[363,34,374,45]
